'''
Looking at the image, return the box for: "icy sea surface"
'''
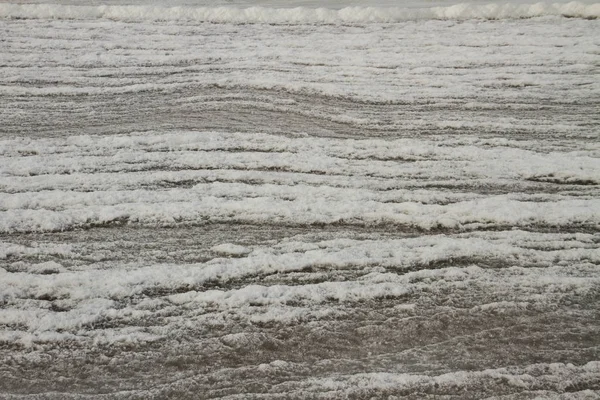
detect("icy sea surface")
[1,1,600,398]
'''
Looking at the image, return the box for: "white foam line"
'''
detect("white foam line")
[2,234,598,304]
[273,361,600,396]
[1,132,598,185]
[0,2,598,23]
[1,231,598,344]
[0,195,598,232]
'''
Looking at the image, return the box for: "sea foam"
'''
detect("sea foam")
[0,2,598,23]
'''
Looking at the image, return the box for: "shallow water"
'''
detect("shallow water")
[0,4,599,399]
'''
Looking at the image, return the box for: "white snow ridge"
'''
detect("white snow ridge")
[0,0,599,398]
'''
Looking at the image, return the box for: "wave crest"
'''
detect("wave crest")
[0,2,598,23]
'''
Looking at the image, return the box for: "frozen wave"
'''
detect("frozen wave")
[0,2,599,23]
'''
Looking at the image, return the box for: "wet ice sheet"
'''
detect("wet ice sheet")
[1,5,600,399]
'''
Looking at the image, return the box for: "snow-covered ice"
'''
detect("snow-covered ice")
[0,0,599,398]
